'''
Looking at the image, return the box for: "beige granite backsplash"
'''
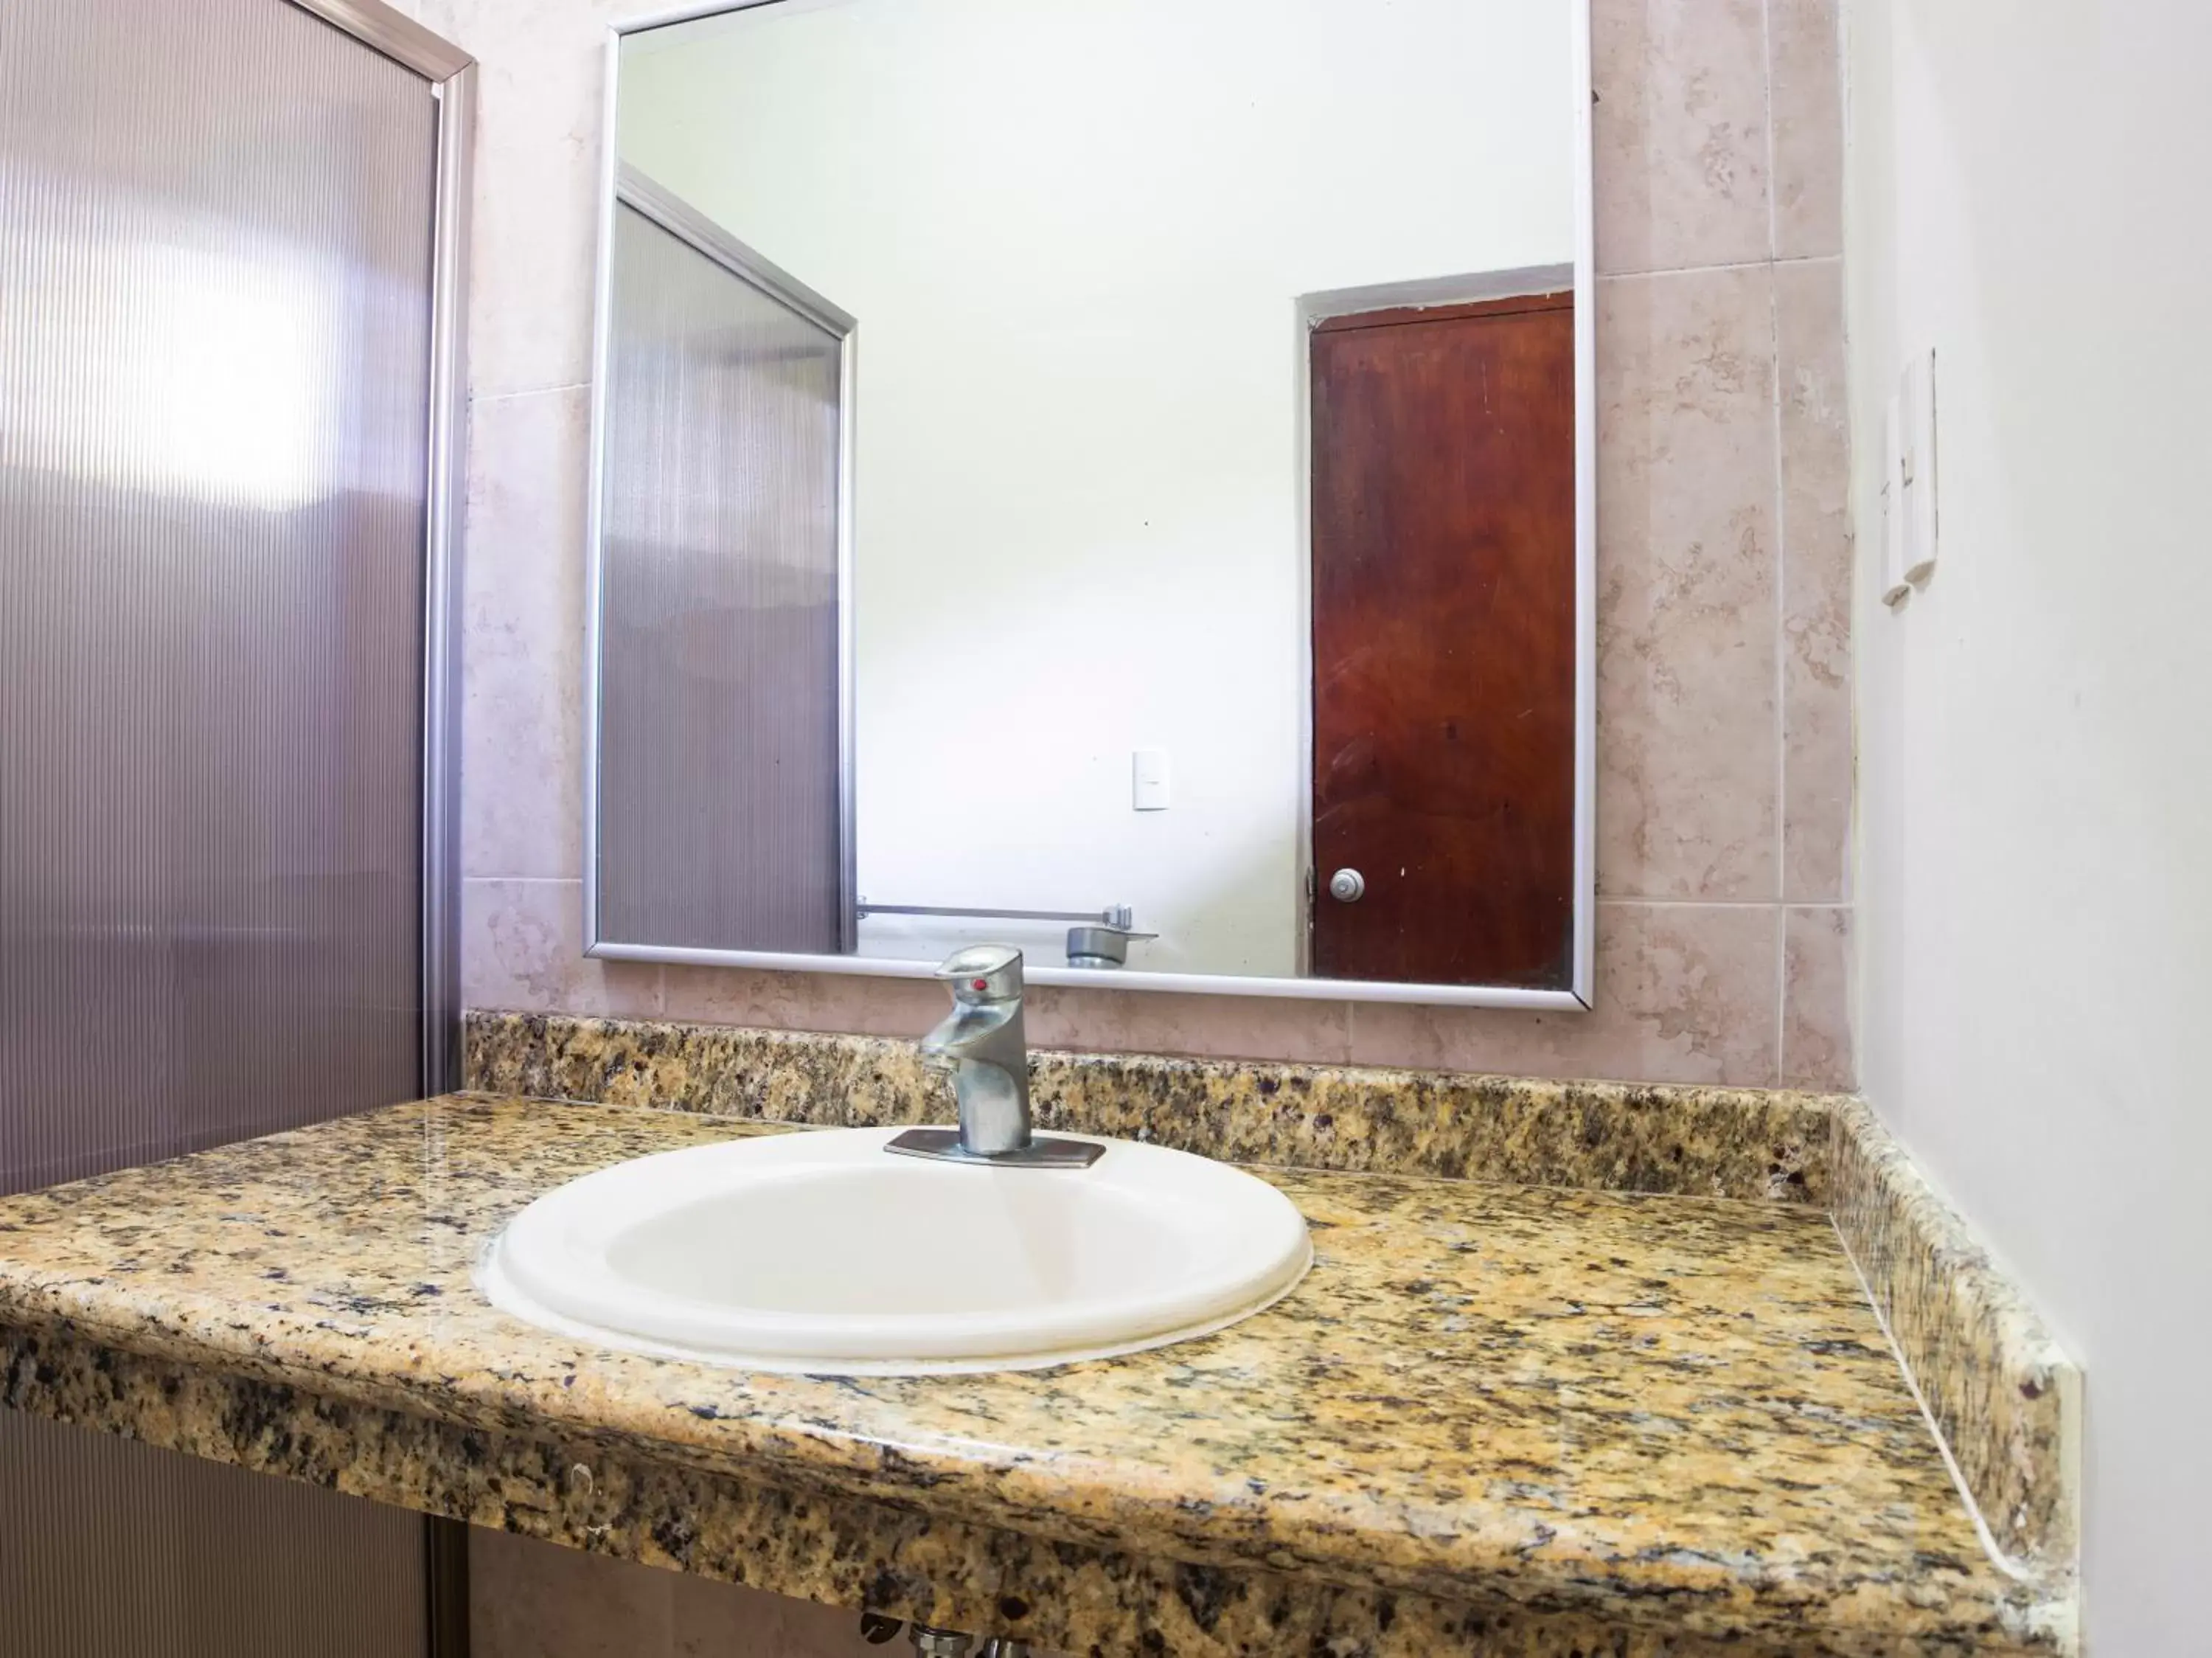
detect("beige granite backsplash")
[462,1010,1838,1203]
[1829,1100,2081,1578]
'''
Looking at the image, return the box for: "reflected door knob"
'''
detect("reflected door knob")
[1327,867,1366,903]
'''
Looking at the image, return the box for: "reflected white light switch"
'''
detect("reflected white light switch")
[1132,748,1170,811]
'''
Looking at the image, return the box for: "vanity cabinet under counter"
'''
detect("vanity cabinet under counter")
[0,1084,2071,1658]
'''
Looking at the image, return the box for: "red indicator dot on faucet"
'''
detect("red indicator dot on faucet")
[971,977,989,991]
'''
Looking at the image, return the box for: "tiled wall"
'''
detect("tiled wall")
[425,0,1853,1092]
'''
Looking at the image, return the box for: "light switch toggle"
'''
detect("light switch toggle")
[1132,748,1170,811]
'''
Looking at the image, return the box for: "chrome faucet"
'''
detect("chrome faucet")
[919,943,1032,1154]
[886,945,1103,1169]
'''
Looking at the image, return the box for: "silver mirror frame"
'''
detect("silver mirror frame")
[582,0,1596,1011]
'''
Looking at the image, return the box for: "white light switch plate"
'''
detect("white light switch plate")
[1882,389,1909,606]
[1132,748,1170,811]
[1881,350,1938,610]
[1899,348,1938,587]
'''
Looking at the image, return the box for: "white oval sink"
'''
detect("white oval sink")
[478,1127,1312,1375]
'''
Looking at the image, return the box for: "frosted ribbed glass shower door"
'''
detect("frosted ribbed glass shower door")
[0,0,465,1650]
[597,178,850,955]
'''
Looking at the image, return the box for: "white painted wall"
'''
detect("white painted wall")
[619,0,1575,974]
[1845,4,2212,1650]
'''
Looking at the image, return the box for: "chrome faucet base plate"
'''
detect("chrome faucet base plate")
[883,1128,1107,1169]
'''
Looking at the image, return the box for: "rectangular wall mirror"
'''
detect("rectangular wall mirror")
[585,0,1594,1007]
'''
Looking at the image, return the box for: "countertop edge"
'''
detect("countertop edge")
[0,1311,2059,1658]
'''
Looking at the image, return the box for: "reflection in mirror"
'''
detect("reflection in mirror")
[588,0,1593,1004]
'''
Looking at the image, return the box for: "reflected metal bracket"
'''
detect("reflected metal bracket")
[858,901,1135,930]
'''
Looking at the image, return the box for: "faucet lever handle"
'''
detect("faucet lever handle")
[933,943,1023,1003]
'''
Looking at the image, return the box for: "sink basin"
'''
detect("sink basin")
[478,1127,1312,1374]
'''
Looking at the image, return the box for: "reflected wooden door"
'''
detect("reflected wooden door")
[1310,293,1576,988]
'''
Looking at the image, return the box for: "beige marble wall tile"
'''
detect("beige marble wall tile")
[1596,267,1779,901]
[659,971,1355,1065]
[462,878,660,1017]
[463,386,589,881]
[373,0,628,397]
[655,960,1775,1081]
[1342,995,1589,1084]
[1023,985,1354,1065]
[1593,0,1772,274]
[445,1,625,398]
[487,920,1781,1084]
[472,1525,671,1658]
[1768,0,1846,260]
[1348,901,1780,1085]
[661,962,942,1036]
[1777,257,1855,902]
[1781,905,1852,1089]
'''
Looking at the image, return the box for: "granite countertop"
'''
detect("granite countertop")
[0,1095,2050,1657]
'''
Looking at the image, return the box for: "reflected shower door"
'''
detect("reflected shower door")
[0,0,451,1651]
[597,182,848,954]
